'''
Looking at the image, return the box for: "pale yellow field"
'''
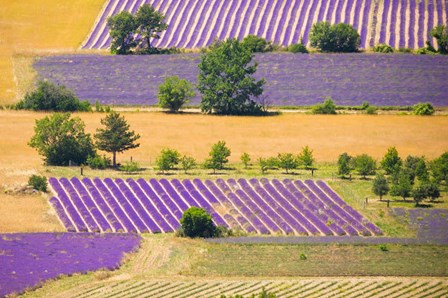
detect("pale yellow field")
[1,110,447,232]
[0,0,104,104]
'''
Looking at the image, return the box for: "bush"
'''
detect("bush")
[288,43,308,53]
[311,98,337,114]
[309,22,360,52]
[413,102,435,115]
[16,81,90,112]
[119,161,140,173]
[87,154,111,169]
[158,76,195,112]
[398,48,413,53]
[241,35,273,53]
[180,207,216,238]
[155,148,181,173]
[373,43,394,53]
[365,106,378,114]
[28,175,47,192]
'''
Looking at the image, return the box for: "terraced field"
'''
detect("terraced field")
[83,0,448,50]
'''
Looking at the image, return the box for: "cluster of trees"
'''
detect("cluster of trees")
[107,4,169,54]
[29,112,140,167]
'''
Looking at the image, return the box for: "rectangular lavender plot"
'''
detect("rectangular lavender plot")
[115,178,159,233]
[82,178,124,232]
[49,178,88,232]
[137,179,179,231]
[71,177,112,232]
[129,179,171,233]
[94,178,138,233]
[49,197,76,232]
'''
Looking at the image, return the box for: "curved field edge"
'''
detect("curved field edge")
[20,234,448,297]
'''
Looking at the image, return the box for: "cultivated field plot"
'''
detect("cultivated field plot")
[26,279,448,298]
[49,177,382,236]
[0,233,140,297]
[33,53,448,106]
[82,0,448,50]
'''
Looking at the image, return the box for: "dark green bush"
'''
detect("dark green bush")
[373,43,394,53]
[309,22,360,52]
[16,81,90,112]
[311,98,337,114]
[87,154,111,169]
[180,207,216,238]
[28,175,47,192]
[241,35,273,53]
[119,161,140,173]
[288,43,308,53]
[413,102,435,115]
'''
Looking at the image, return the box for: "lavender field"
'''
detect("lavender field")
[82,0,447,50]
[49,177,383,236]
[0,233,140,297]
[34,53,448,107]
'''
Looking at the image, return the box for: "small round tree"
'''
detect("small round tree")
[157,76,195,113]
[372,173,389,201]
[309,22,360,52]
[180,207,216,238]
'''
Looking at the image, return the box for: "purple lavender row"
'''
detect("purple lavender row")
[291,0,311,44]
[304,180,364,236]
[360,0,372,48]
[216,178,269,234]
[151,0,178,48]
[83,0,117,48]
[379,0,390,44]
[204,179,253,232]
[136,178,178,231]
[116,178,159,232]
[427,0,434,43]
[94,178,138,233]
[417,0,425,48]
[248,178,309,235]
[228,1,248,39]
[268,179,331,235]
[159,178,189,211]
[302,0,320,45]
[82,178,124,232]
[279,179,335,234]
[48,197,76,232]
[160,1,189,48]
[352,0,362,32]
[163,0,190,48]
[227,178,281,233]
[409,0,416,49]
[104,178,148,233]
[388,0,399,47]
[70,177,112,232]
[238,178,294,235]
[192,1,220,48]
[49,178,87,232]
[126,179,169,232]
[149,178,183,220]
[324,0,336,21]
[334,0,345,24]
[315,180,383,235]
[177,0,202,48]
[293,180,347,236]
[182,179,228,227]
[344,0,355,24]
[59,178,100,232]
[265,0,283,42]
[399,0,407,48]
[272,0,290,44]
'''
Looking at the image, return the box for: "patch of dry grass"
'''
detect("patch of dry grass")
[0,0,104,104]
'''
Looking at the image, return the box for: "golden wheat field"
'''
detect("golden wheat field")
[0,0,104,104]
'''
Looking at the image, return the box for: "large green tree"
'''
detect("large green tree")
[354,154,376,179]
[94,112,140,167]
[29,113,95,166]
[135,4,168,50]
[107,11,136,55]
[198,38,265,115]
[309,22,360,52]
[380,147,402,175]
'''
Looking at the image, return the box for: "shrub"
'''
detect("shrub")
[373,43,394,53]
[288,43,308,53]
[311,97,337,114]
[157,76,195,112]
[28,175,47,192]
[413,102,435,115]
[379,244,389,251]
[241,35,273,53]
[365,106,378,114]
[309,22,360,52]
[16,81,90,112]
[87,154,111,169]
[119,161,140,173]
[180,207,216,238]
[241,152,251,169]
[398,48,413,53]
[156,148,181,173]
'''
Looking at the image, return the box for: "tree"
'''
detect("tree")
[412,184,427,206]
[94,112,140,168]
[107,11,136,54]
[180,155,196,174]
[157,76,195,112]
[372,173,389,201]
[311,97,337,114]
[277,153,298,174]
[338,152,353,178]
[29,113,95,166]
[204,141,231,173]
[240,152,251,169]
[309,22,360,52]
[298,146,315,170]
[390,169,413,201]
[258,157,278,174]
[404,155,429,183]
[180,207,216,238]
[354,154,376,179]
[241,35,273,53]
[430,25,448,54]
[155,148,181,173]
[198,38,266,115]
[380,147,402,175]
[413,102,435,115]
[16,81,90,112]
[135,4,168,50]
[430,152,448,184]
